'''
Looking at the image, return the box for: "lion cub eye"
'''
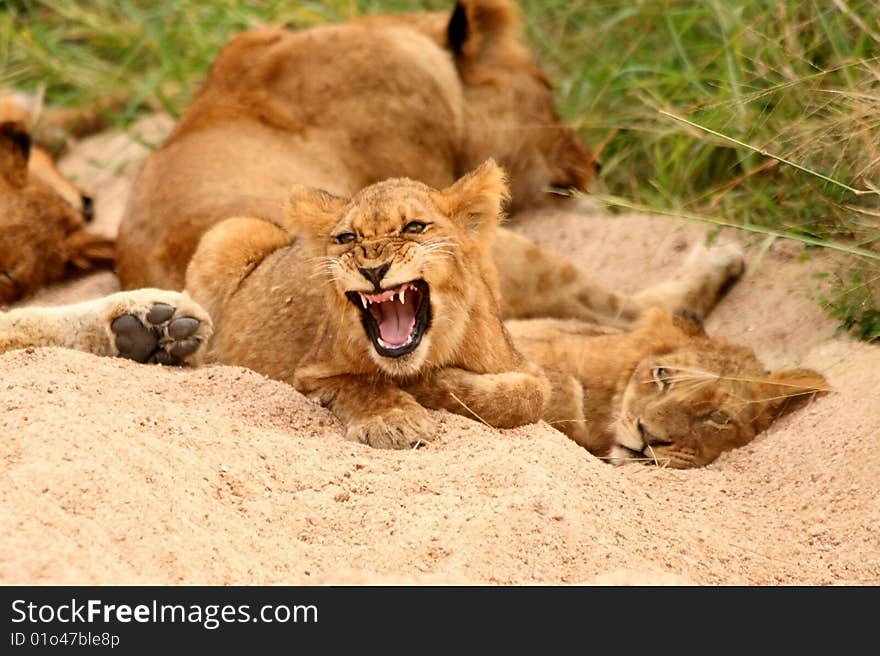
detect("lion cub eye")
[334,232,357,245]
[402,221,428,235]
[704,410,732,427]
[651,366,672,391]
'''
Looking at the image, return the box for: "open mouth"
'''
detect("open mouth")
[346,280,431,358]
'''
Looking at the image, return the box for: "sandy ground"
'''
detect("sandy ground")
[1,117,878,585]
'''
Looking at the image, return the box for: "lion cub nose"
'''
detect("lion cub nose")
[358,263,390,289]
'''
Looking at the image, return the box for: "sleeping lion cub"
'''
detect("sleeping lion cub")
[509,310,827,468]
[0,118,112,305]
[0,163,826,464]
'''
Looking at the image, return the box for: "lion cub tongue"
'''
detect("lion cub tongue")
[372,295,417,347]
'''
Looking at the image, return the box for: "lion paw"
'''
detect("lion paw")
[346,406,435,449]
[105,290,212,365]
[693,242,746,281]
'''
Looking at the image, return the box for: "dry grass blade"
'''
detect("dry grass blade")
[449,392,497,432]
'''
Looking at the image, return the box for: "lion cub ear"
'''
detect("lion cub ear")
[447,0,521,64]
[286,185,348,242]
[436,159,509,237]
[0,120,32,188]
[672,310,707,337]
[754,368,830,432]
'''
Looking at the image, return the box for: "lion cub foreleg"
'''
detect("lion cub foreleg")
[493,230,643,327]
[294,369,435,449]
[538,367,598,451]
[185,216,293,330]
[493,230,745,327]
[0,289,212,364]
[403,363,550,429]
[629,242,745,319]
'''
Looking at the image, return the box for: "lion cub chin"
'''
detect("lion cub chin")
[185,160,550,449]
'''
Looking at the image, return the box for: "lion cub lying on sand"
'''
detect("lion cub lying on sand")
[0,163,826,466]
[188,161,549,448]
[0,119,112,305]
[510,310,827,468]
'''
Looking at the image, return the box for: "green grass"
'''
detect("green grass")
[2,0,878,340]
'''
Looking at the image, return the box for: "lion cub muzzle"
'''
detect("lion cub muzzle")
[346,279,431,358]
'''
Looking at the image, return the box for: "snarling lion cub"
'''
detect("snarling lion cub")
[188,161,551,448]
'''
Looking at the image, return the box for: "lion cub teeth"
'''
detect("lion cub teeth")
[377,333,414,350]
[359,285,413,308]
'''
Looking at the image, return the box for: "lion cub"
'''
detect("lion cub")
[185,161,549,448]
[509,310,828,468]
[0,119,112,305]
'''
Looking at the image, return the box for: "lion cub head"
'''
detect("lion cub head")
[610,311,829,468]
[292,159,508,377]
[444,0,600,209]
[0,120,113,305]
[361,0,600,208]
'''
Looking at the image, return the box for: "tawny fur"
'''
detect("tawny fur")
[0,288,211,363]
[508,309,828,468]
[186,162,550,448]
[0,119,113,305]
[0,2,774,461]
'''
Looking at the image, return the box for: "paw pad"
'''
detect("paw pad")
[111,302,205,365]
[146,303,175,324]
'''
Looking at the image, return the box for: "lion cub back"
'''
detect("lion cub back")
[118,22,466,291]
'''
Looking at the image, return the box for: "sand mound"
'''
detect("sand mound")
[1,118,877,585]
